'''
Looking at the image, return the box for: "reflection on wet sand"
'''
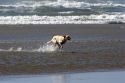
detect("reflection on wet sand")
[52,75,68,83]
[0,71,125,83]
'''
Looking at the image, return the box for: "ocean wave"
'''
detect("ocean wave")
[0,1,125,10]
[58,11,74,14]
[0,1,125,16]
[0,14,125,24]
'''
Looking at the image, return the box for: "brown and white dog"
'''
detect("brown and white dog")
[47,35,71,49]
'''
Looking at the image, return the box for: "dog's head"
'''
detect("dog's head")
[64,35,71,41]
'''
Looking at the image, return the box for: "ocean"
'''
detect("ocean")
[0,0,125,24]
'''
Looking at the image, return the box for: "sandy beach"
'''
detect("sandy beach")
[0,0,125,82]
[0,71,125,83]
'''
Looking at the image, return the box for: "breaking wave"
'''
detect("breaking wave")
[0,0,125,16]
[0,14,125,24]
[1,1,125,9]
[0,0,125,24]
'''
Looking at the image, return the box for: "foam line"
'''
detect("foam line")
[0,1,125,10]
[0,14,125,24]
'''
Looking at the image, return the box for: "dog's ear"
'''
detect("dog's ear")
[63,35,66,38]
[64,35,71,40]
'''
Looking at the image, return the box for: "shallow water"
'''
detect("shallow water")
[0,40,125,74]
[0,71,125,83]
[0,25,125,74]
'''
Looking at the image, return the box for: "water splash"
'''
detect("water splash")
[16,47,22,52]
[0,43,59,53]
[35,44,58,53]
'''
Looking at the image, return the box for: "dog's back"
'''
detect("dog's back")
[47,35,71,49]
[52,35,65,43]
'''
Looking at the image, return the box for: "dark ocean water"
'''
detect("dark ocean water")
[0,0,125,16]
[0,0,125,24]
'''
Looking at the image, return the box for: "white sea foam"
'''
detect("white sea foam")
[0,47,23,52]
[16,47,23,52]
[0,14,125,24]
[58,11,74,14]
[0,1,125,9]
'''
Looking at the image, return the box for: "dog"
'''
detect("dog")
[47,35,71,49]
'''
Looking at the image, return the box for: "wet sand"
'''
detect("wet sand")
[0,24,125,75]
[0,71,125,83]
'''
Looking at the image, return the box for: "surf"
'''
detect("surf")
[0,14,125,24]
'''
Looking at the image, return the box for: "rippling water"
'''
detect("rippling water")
[0,0,125,24]
[0,0,125,16]
[0,25,125,75]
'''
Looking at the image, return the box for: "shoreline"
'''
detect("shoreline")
[0,70,125,83]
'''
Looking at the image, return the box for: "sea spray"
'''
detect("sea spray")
[0,44,59,52]
[35,43,58,53]
[16,47,22,52]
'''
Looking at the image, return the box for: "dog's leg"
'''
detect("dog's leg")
[56,42,62,49]
[59,43,63,49]
[59,43,63,48]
